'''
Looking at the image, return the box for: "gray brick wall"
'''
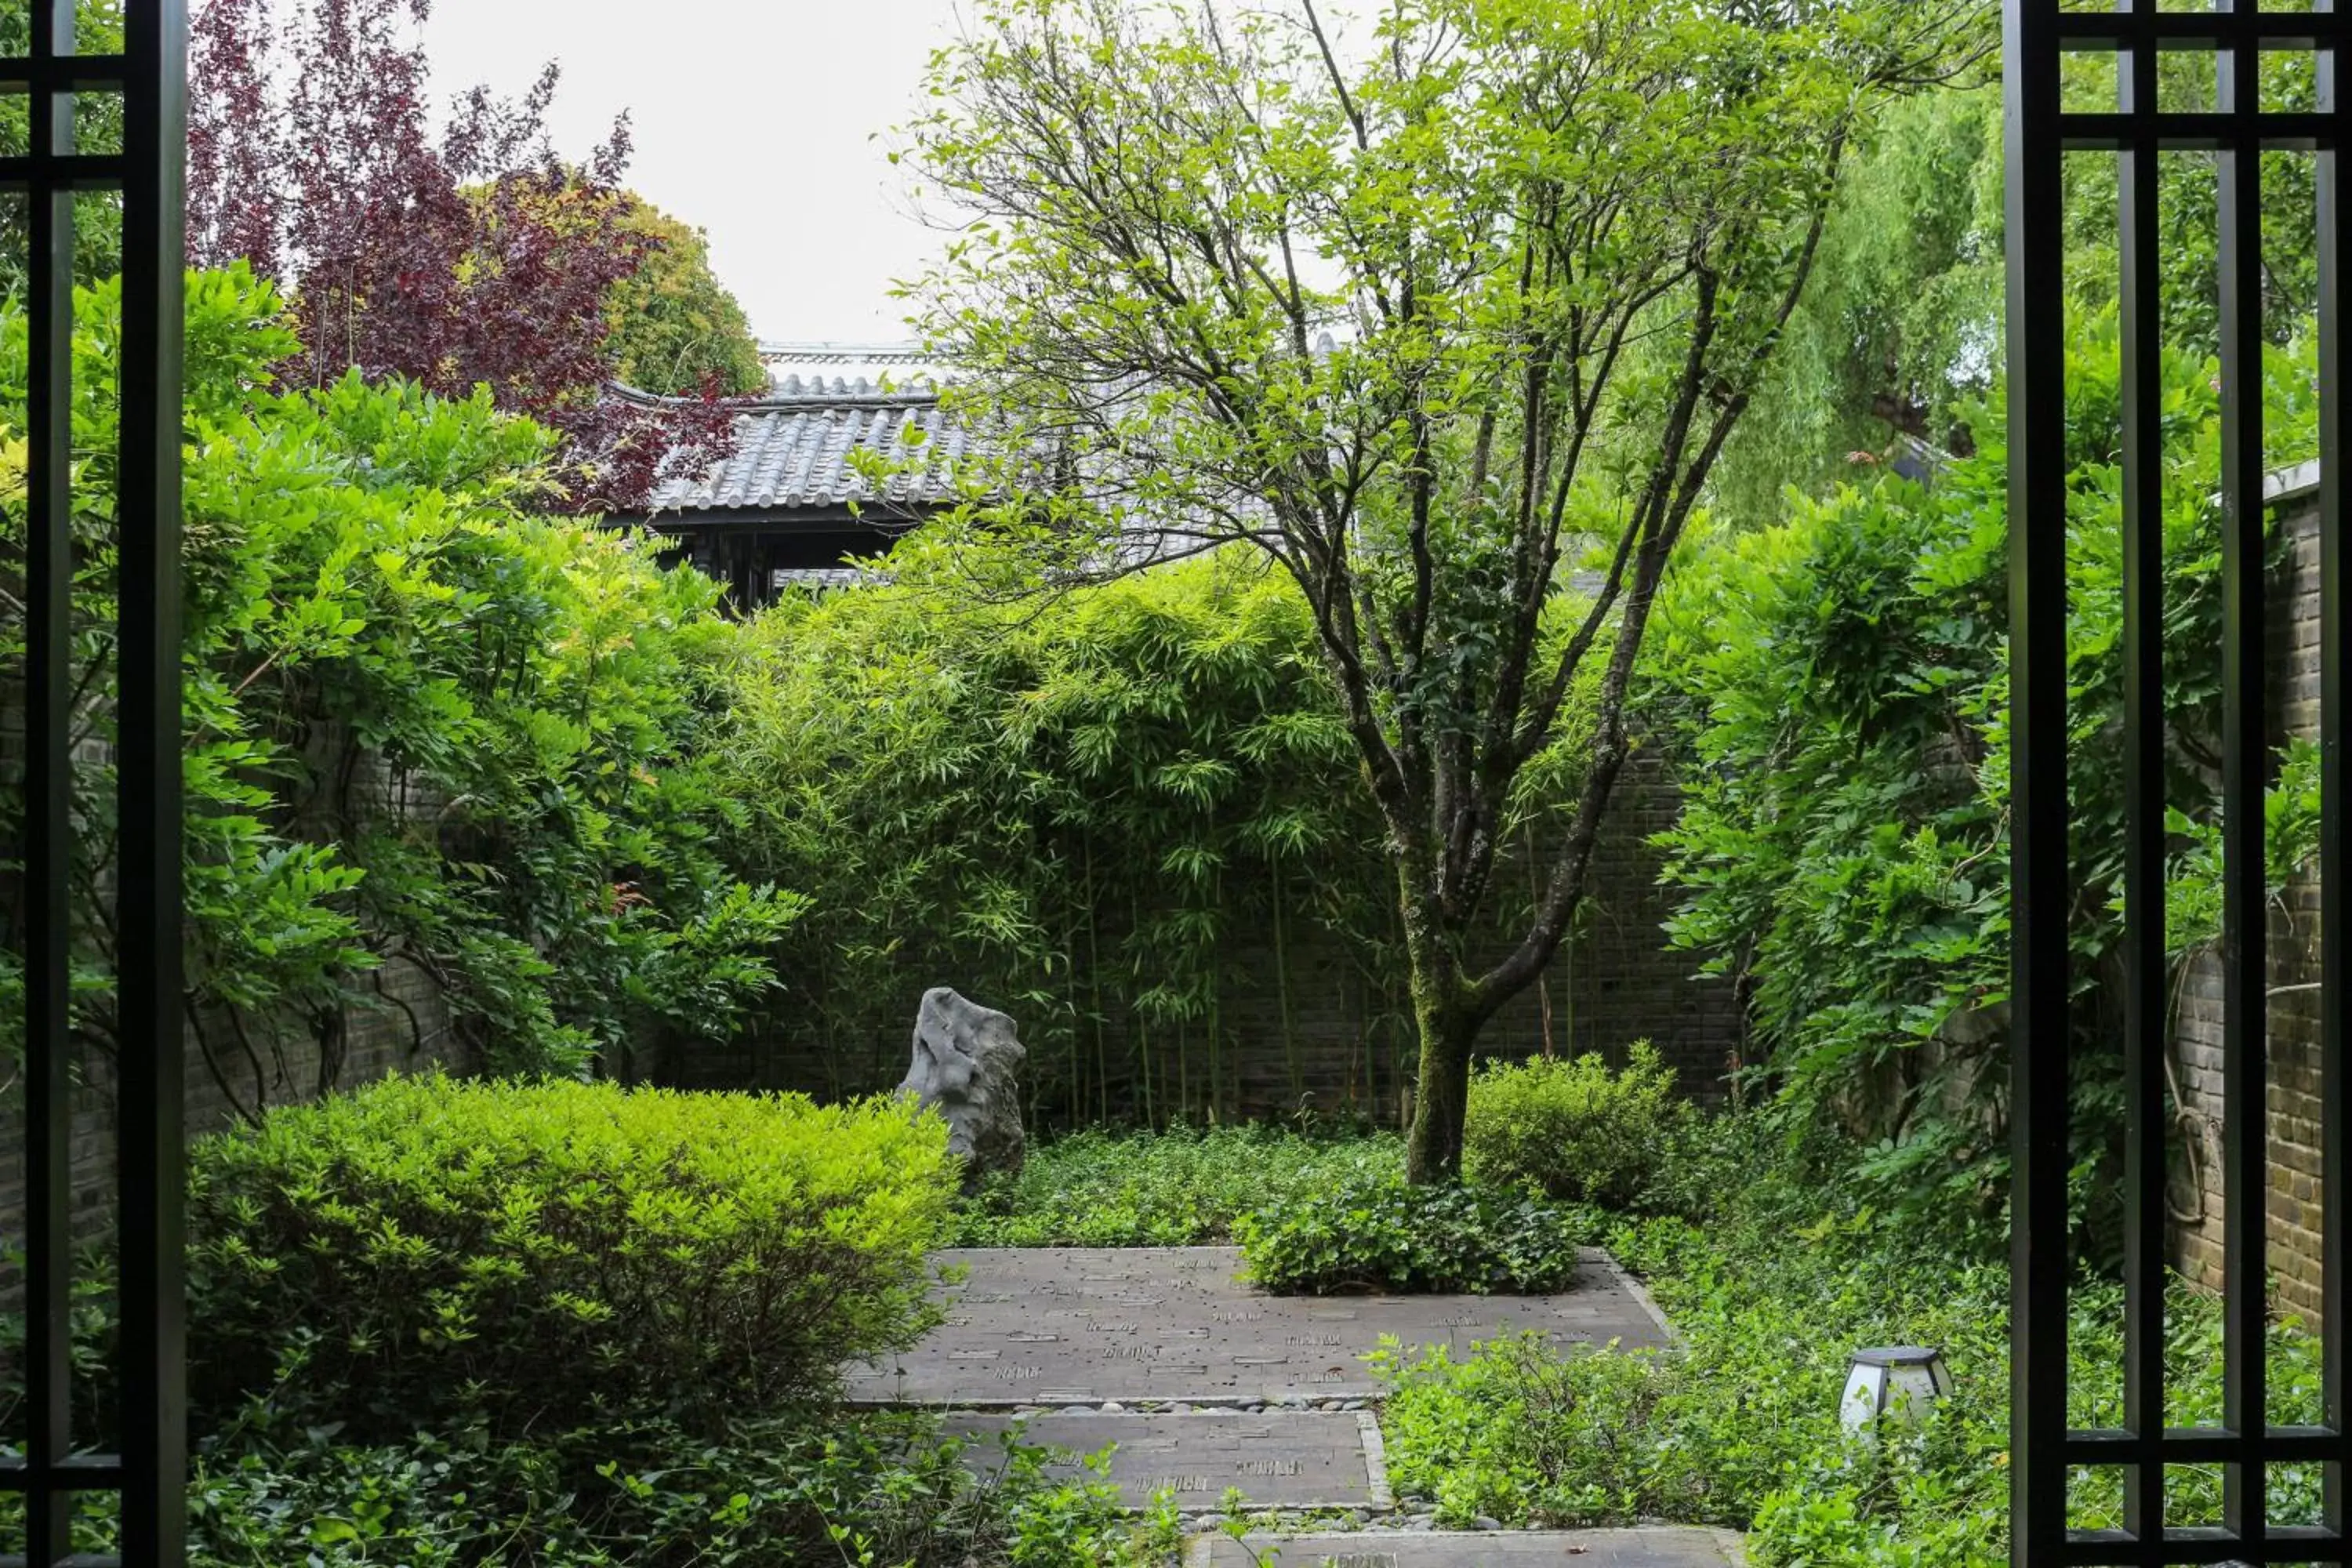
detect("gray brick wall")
[2169,474,2328,1319]
[682,743,1744,1124]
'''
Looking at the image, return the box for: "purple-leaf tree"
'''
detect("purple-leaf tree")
[187,0,732,510]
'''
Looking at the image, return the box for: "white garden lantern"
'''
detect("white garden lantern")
[1839,1346,1953,1436]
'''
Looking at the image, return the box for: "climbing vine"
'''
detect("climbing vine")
[0,267,799,1106]
[1651,310,2321,1232]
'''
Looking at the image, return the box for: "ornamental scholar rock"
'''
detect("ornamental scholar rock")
[897,987,1025,1189]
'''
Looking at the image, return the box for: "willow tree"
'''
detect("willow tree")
[907,0,1986,1179]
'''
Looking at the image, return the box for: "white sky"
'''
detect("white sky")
[420,0,968,344]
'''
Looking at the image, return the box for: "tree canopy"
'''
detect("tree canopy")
[184,0,736,509]
[1711,49,2322,524]
[906,0,1991,1178]
[605,198,769,397]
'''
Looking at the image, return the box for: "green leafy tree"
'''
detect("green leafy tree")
[604,196,768,396]
[1652,317,2322,1221]
[905,0,1988,1178]
[0,265,800,1099]
[1706,85,2004,524]
[0,0,126,292]
[1714,49,2322,524]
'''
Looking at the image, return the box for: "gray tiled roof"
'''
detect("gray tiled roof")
[626,383,967,516]
[770,564,887,593]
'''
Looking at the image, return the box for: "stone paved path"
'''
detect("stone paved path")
[1185,1528,1744,1566]
[860,1246,1736,1565]
[850,1246,1671,1405]
[947,1409,1388,1509]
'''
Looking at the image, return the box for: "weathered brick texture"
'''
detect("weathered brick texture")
[2169,473,2329,1319]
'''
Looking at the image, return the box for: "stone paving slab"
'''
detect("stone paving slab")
[1184,1527,1744,1567]
[943,1409,1385,1509]
[849,1247,1671,1405]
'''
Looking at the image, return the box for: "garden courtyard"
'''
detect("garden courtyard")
[5,0,2344,1562]
[890,1247,1719,1559]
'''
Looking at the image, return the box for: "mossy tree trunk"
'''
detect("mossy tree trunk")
[1403,937,1483,1184]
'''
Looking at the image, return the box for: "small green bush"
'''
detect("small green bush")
[187,1074,957,1438]
[957,1125,1402,1246]
[1464,1043,1693,1208]
[1236,1174,1585,1295]
[1374,1112,2328,1560]
[8,1411,1177,1566]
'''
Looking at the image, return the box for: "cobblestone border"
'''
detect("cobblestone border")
[1356,1409,1392,1510]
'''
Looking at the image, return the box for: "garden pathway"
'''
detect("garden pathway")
[1187,1530,1743,1566]
[856,1247,1743,1565]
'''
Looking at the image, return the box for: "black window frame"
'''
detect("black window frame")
[0,0,187,1563]
[2007,2,2351,1560]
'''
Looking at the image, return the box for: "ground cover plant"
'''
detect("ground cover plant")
[959,1113,1607,1295]
[956,1125,1402,1246]
[1236,1174,1586,1296]
[203,1417,1178,1568]
[1373,1112,2325,1563]
[958,1123,1585,1293]
[32,1407,1178,1566]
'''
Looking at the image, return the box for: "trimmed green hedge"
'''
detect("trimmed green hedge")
[1463,1044,1693,1209]
[188,1075,956,1437]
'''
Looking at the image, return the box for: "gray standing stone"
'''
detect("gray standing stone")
[898,987,1025,1189]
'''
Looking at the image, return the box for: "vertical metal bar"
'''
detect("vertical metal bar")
[2118,0,2169,1541]
[2218,20,2271,1537]
[112,0,187,1560]
[21,0,74,1559]
[2320,2,2351,1535]
[2007,0,2074,1559]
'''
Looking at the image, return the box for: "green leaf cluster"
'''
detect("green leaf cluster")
[1236,1172,1586,1296]
[1462,1043,1693,1210]
[1650,310,2323,1226]
[0,264,802,1095]
[956,1123,1403,1247]
[186,1073,957,1439]
[13,1409,1174,1566]
[1717,49,2323,525]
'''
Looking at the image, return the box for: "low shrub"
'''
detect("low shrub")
[1463,1043,1693,1208]
[1375,1115,2328,1562]
[12,1412,1178,1566]
[956,1124,1402,1246]
[1236,1174,1586,1295]
[187,1074,958,1439]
